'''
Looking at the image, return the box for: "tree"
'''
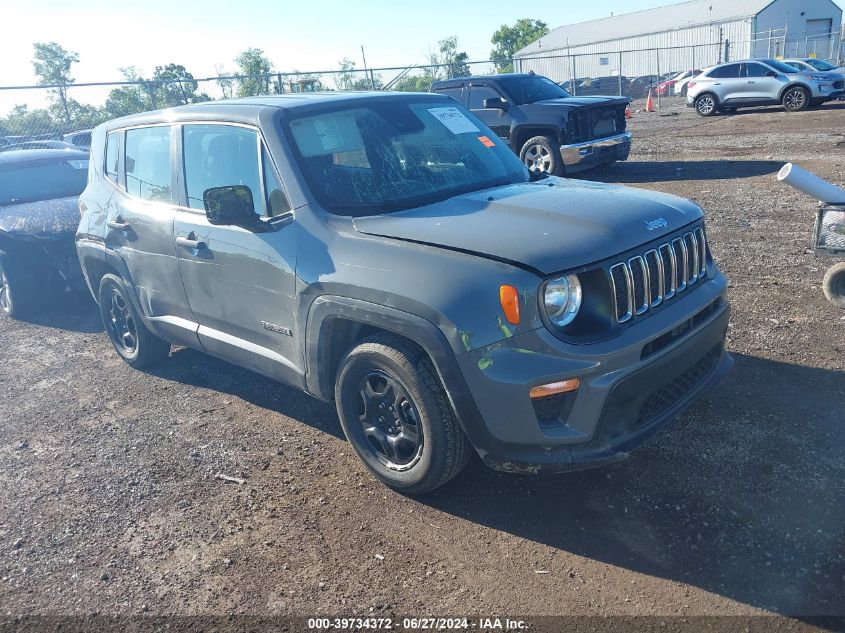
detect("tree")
[235,48,273,97]
[215,65,235,99]
[334,58,357,91]
[490,19,549,72]
[152,64,209,106]
[104,67,153,118]
[1,104,57,136]
[32,42,79,124]
[437,36,471,79]
[393,75,436,92]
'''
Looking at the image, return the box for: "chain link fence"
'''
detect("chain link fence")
[1,28,843,147]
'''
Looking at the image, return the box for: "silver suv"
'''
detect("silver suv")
[686,58,844,116]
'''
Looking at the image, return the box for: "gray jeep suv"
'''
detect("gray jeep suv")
[77,93,732,493]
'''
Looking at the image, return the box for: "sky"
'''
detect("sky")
[2,0,844,113]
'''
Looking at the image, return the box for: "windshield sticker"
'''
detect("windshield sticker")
[290,112,365,157]
[478,135,495,148]
[67,160,89,170]
[427,107,480,134]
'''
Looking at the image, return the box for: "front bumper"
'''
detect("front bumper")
[560,132,632,171]
[454,273,732,473]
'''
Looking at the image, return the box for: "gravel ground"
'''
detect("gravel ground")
[1,99,844,627]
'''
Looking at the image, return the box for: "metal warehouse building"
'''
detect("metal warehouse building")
[513,0,844,83]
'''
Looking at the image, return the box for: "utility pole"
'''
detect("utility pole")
[361,45,375,90]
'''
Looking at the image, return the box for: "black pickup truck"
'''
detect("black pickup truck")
[431,73,631,176]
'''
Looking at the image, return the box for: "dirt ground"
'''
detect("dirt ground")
[1,98,844,628]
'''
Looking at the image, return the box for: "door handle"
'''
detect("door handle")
[107,217,129,231]
[714,82,721,85]
[747,81,755,84]
[176,235,206,250]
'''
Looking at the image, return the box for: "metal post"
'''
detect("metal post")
[655,48,661,111]
[570,55,577,95]
[618,51,623,96]
[767,29,772,57]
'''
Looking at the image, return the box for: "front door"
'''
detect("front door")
[105,124,199,347]
[741,62,784,102]
[467,83,511,142]
[173,123,301,385]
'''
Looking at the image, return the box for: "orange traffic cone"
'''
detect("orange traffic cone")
[645,88,655,112]
[625,104,632,119]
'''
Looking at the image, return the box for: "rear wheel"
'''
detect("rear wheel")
[519,135,564,176]
[334,334,471,494]
[694,93,718,117]
[782,86,809,112]
[98,274,170,368]
[822,262,845,309]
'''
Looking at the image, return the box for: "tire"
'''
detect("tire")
[0,251,38,319]
[694,93,718,117]
[519,135,564,176]
[334,333,471,494]
[822,262,845,309]
[782,86,809,112]
[98,273,170,368]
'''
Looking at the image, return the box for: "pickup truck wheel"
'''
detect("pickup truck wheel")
[0,251,38,319]
[520,136,564,176]
[782,86,809,112]
[822,262,845,308]
[98,274,170,368]
[694,94,718,116]
[335,334,471,494]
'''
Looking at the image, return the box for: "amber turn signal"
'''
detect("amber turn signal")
[529,379,580,399]
[499,285,520,325]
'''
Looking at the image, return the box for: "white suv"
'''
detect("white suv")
[686,58,845,116]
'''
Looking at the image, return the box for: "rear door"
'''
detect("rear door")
[173,122,301,385]
[105,124,199,347]
[467,83,511,142]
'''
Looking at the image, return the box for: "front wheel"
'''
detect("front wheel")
[334,334,471,494]
[694,94,718,117]
[98,274,170,368]
[822,262,845,308]
[782,86,809,112]
[519,135,564,176]
[0,251,38,319]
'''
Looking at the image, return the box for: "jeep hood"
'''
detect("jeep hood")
[0,196,80,238]
[352,179,703,275]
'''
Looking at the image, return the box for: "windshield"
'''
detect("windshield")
[496,75,572,105]
[0,157,88,205]
[806,58,837,71]
[761,59,805,74]
[284,98,528,216]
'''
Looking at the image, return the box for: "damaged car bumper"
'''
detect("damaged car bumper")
[560,132,632,171]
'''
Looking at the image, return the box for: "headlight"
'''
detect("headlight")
[544,274,582,327]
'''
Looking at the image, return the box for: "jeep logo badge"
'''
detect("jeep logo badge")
[645,218,669,231]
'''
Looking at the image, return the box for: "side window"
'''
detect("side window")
[125,126,172,202]
[468,85,502,109]
[434,86,463,103]
[262,146,290,217]
[708,64,740,79]
[744,63,770,78]
[105,131,119,184]
[182,124,265,216]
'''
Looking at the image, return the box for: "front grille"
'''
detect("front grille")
[609,227,708,324]
[635,344,722,426]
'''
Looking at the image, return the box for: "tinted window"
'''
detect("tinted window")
[285,99,527,216]
[744,63,770,78]
[262,147,289,217]
[784,61,805,71]
[707,64,740,79]
[125,126,172,202]
[468,85,501,109]
[759,59,803,74]
[807,58,836,71]
[433,86,463,103]
[105,131,119,184]
[495,75,571,104]
[182,124,264,215]
[0,157,88,205]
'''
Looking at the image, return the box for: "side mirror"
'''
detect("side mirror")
[203,185,260,227]
[766,70,778,77]
[483,97,508,110]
